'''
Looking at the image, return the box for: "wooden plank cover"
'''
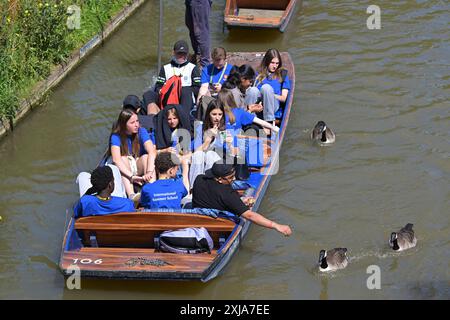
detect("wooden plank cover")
[61,247,217,277]
[75,212,235,232]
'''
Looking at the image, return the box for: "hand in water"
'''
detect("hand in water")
[274,223,292,236]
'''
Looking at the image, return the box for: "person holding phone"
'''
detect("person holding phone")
[197,47,234,102]
[190,100,235,189]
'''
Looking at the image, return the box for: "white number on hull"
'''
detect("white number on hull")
[72,258,103,265]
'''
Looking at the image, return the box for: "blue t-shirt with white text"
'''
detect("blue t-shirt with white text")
[141,179,188,209]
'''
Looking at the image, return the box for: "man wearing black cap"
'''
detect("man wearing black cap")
[192,162,292,236]
[152,40,201,112]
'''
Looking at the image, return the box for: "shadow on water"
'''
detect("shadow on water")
[62,278,210,299]
[319,277,329,300]
[225,28,282,44]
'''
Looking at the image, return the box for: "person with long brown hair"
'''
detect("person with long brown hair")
[153,104,192,154]
[109,109,156,201]
[189,100,226,188]
[217,88,279,134]
[255,48,291,125]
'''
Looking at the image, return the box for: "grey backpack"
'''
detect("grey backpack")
[156,227,214,254]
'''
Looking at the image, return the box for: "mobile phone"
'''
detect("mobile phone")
[255,97,262,104]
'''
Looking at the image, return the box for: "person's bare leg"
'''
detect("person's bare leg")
[136,154,148,174]
[120,156,134,197]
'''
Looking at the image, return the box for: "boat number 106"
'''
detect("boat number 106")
[72,258,103,265]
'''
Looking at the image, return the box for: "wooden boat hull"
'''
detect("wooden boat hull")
[224,0,298,32]
[59,52,295,281]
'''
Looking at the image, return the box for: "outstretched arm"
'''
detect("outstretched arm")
[252,117,280,133]
[240,210,292,236]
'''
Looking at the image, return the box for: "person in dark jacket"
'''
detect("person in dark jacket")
[153,40,201,113]
[153,104,193,152]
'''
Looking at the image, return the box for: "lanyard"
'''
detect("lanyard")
[210,62,228,84]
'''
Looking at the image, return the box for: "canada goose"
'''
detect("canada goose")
[318,248,348,272]
[311,121,335,144]
[389,223,417,251]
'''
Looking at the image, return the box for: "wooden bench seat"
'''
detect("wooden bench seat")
[74,212,236,249]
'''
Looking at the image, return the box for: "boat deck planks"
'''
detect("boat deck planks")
[61,248,217,273]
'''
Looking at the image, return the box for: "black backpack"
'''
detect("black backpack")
[155,227,214,254]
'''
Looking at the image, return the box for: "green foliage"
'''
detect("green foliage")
[0,0,133,121]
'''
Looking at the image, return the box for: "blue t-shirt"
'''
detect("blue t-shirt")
[74,195,135,218]
[141,179,188,209]
[225,108,255,131]
[256,72,291,96]
[201,63,234,85]
[110,127,154,156]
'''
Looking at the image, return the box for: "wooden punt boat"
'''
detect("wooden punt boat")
[59,52,295,282]
[224,0,298,32]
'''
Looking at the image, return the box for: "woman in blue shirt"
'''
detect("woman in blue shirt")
[254,48,291,125]
[110,109,156,200]
[217,88,279,134]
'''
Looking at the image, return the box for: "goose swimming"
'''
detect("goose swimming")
[318,248,348,272]
[311,121,335,144]
[389,223,417,251]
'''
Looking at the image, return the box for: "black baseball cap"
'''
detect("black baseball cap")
[205,162,235,179]
[173,40,189,54]
[122,95,142,111]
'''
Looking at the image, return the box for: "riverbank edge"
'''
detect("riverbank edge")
[0,0,148,141]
